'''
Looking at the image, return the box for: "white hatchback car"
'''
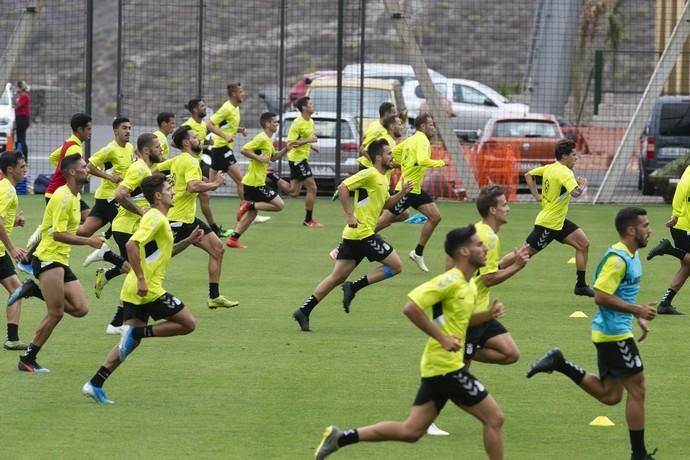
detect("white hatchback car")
[0,83,15,150]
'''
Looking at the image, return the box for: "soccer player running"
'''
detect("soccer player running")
[376,113,446,273]
[82,174,202,404]
[227,112,291,249]
[18,155,103,372]
[153,111,176,160]
[360,102,398,164]
[0,151,30,350]
[292,140,412,332]
[524,138,594,297]
[644,162,690,315]
[314,226,505,460]
[527,207,657,460]
[164,125,238,309]
[286,96,322,228]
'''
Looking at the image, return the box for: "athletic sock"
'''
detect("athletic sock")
[557,358,586,385]
[299,294,319,315]
[305,210,313,222]
[210,223,221,234]
[103,251,126,269]
[660,287,678,305]
[351,275,369,294]
[667,246,686,260]
[23,343,40,360]
[209,283,220,299]
[629,430,647,459]
[7,323,19,342]
[415,244,424,256]
[109,306,124,327]
[230,231,241,241]
[132,325,154,340]
[576,270,587,287]
[90,366,112,388]
[337,429,359,447]
[105,266,122,281]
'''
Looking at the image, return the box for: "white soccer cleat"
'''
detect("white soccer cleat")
[253,214,271,224]
[83,243,110,267]
[409,250,429,272]
[105,324,123,335]
[426,422,449,436]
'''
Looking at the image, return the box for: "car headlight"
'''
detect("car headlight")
[0,117,10,125]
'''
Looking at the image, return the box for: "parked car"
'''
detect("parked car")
[342,63,446,85]
[0,83,15,151]
[638,95,690,195]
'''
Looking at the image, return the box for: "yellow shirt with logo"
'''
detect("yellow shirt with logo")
[0,178,18,257]
[341,168,390,240]
[112,159,152,234]
[528,161,579,230]
[287,116,315,163]
[473,221,500,313]
[183,117,208,149]
[672,165,690,232]
[89,141,135,200]
[34,185,81,266]
[167,153,202,224]
[241,131,275,187]
[210,100,240,149]
[49,134,83,166]
[393,131,444,194]
[153,130,170,160]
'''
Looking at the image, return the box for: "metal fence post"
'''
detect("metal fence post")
[593,49,603,115]
[197,0,204,98]
[334,0,345,185]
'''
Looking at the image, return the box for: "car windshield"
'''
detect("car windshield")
[308,87,391,119]
[471,81,509,104]
[659,103,690,137]
[280,118,354,139]
[494,120,558,138]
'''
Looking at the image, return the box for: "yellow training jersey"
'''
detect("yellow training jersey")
[672,165,690,232]
[473,221,500,313]
[183,117,208,149]
[241,131,275,187]
[167,152,202,224]
[89,141,135,200]
[529,161,579,230]
[341,167,390,240]
[112,159,152,234]
[359,128,397,169]
[407,268,477,377]
[120,208,174,305]
[210,100,240,149]
[393,131,444,194]
[0,178,18,257]
[34,185,81,266]
[48,134,82,166]
[153,130,170,160]
[287,116,315,163]
[362,120,386,150]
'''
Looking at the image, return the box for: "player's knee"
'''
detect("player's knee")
[273,201,284,211]
[503,348,520,364]
[628,381,646,401]
[383,263,401,278]
[487,409,505,430]
[600,393,622,406]
[182,318,196,334]
[400,425,426,443]
[47,308,65,322]
[429,213,442,225]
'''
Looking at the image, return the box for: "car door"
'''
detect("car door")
[453,83,496,131]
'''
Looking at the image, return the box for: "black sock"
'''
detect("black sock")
[7,323,19,341]
[667,245,686,260]
[110,306,123,327]
[103,251,126,269]
[415,244,424,256]
[556,358,586,385]
[105,266,123,281]
[576,270,586,287]
[305,210,313,222]
[660,287,677,305]
[299,294,319,315]
[90,366,112,388]
[209,283,220,299]
[337,429,359,447]
[132,325,154,340]
[210,223,220,233]
[230,232,241,240]
[629,430,646,458]
[22,343,40,360]
[351,275,369,294]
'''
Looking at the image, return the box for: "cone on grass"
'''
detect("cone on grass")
[569,311,588,318]
[589,416,615,426]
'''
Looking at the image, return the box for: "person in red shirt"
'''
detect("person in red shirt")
[12,81,30,159]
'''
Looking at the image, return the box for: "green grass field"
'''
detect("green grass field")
[1,195,688,459]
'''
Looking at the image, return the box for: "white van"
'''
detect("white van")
[0,83,15,150]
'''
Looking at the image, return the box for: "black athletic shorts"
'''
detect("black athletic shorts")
[244,184,278,203]
[169,218,212,243]
[112,231,132,260]
[122,292,185,323]
[464,319,508,360]
[595,338,643,379]
[31,256,78,282]
[288,160,313,181]
[389,190,434,216]
[670,227,690,252]
[525,219,579,252]
[0,253,16,280]
[89,198,119,224]
[413,368,488,411]
[336,234,394,265]
[211,145,238,171]
[46,196,90,211]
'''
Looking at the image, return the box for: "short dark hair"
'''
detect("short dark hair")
[227,82,242,97]
[113,117,130,129]
[414,113,432,130]
[555,139,576,160]
[185,98,203,113]
[157,112,175,126]
[476,185,505,218]
[615,207,647,236]
[141,173,168,205]
[60,154,83,174]
[295,96,310,112]
[137,133,157,151]
[172,125,192,149]
[0,151,24,174]
[260,112,277,128]
[382,114,399,131]
[367,139,388,161]
[379,102,395,118]
[444,225,477,258]
[70,113,92,132]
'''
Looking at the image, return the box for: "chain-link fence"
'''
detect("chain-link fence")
[1,0,688,203]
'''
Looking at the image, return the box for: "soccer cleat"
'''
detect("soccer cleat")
[526,347,564,378]
[341,281,355,314]
[657,302,684,315]
[83,243,110,267]
[314,425,343,460]
[82,381,114,404]
[573,285,595,297]
[16,261,33,276]
[632,448,658,460]
[106,324,123,335]
[647,239,672,261]
[303,219,323,228]
[94,268,108,299]
[118,325,137,362]
[225,238,247,249]
[426,422,450,436]
[328,248,338,260]
[4,340,28,351]
[253,214,271,224]
[218,228,233,238]
[18,357,50,373]
[8,279,38,306]
[292,309,311,332]
[236,200,251,222]
[208,295,239,309]
[408,250,429,272]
